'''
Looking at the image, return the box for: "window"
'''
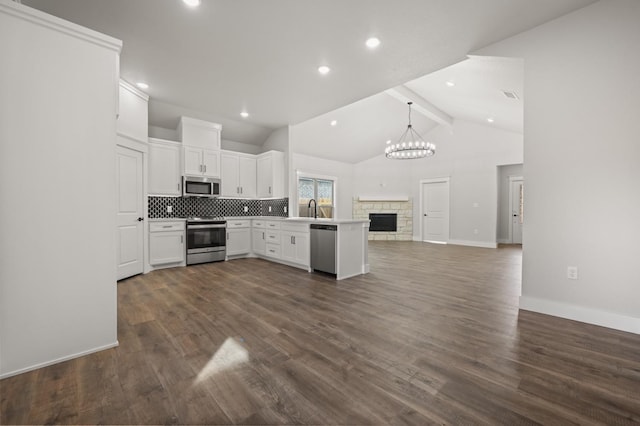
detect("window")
[298,176,335,218]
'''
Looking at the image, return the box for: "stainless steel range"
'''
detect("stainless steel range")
[186,217,227,265]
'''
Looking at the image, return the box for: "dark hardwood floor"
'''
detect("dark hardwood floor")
[2,241,640,424]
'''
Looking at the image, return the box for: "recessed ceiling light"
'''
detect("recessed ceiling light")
[182,0,201,7]
[136,82,149,90]
[487,117,495,123]
[386,140,391,145]
[366,37,381,49]
[330,120,338,126]
[446,81,455,87]
[240,111,249,118]
[318,65,331,75]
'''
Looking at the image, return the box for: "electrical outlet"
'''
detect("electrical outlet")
[167,205,172,213]
[567,266,578,280]
[284,206,288,213]
[268,206,272,212]
[243,205,248,213]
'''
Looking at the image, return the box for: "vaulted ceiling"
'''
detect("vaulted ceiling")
[24,0,595,156]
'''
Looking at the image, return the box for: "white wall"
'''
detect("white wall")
[497,164,523,243]
[0,1,121,377]
[354,120,523,246]
[262,126,288,152]
[478,0,640,333]
[221,139,262,154]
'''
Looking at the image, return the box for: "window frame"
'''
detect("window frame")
[295,170,338,218]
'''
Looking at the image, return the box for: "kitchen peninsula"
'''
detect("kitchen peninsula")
[149,216,370,281]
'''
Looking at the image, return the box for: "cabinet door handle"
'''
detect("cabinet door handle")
[269,186,272,194]
[204,165,207,173]
[262,232,265,240]
[237,186,240,194]
[181,235,183,244]
[177,182,180,191]
[292,236,296,244]
[240,187,243,194]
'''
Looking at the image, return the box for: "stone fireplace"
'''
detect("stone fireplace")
[353,197,413,240]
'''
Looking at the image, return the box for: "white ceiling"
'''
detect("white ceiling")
[23,0,594,149]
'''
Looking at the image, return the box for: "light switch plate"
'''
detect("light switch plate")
[167,205,173,213]
[243,206,248,212]
[268,206,272,212]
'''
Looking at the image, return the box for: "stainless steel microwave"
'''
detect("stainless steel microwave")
[183,176,221,198]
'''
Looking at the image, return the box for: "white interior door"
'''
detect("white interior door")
[421,179,450,243]
[116,146,144,280]
[510,178,524,244]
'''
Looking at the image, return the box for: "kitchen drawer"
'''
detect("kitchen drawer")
[265,221,281,230]
[150,222,185,232]
[265,243,281,258]
[265,231,280,244]
[252,220,266,228]
[282,222,310,233]
[227,219,250,228]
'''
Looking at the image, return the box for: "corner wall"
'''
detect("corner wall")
[478,0,640,333]
[0,2,121,377]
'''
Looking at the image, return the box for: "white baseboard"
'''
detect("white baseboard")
[520,296,640,335]
[448,239,497,249]
[0,341,119,379]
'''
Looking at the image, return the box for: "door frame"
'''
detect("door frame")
[419,177,450,243]
[117,135,149,274]
[508,175,524,244]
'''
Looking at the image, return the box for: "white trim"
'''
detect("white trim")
[0,0,122,52]
[449,239,497,249]
[120,79,149,102]
[178,116,222,131]
[520,296,640,335]
[358,195,410,202]
[0,341,119,379]
[419,177,450,243]
[497,238,510,244]
[508,176,523,244]
[116,133,149,152]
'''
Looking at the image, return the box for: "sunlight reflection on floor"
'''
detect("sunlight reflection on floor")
[193,337,249,384]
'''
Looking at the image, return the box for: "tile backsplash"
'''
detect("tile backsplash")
[148,196,288,218]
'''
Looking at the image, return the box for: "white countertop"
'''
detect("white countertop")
[149,216,369,225]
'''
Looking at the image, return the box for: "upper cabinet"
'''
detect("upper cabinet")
[179,117,221,178]
[221,151,257,197]
[257,151,285,198]
[149,138,181,196]
[117,80,148,143]
[183,147,220,178]
[178,116,221,150]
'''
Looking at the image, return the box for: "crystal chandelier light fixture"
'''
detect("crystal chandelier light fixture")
[385,102,436,159]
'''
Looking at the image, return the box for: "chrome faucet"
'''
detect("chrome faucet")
[307,198,317,219]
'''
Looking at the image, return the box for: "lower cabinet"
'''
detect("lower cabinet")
[281,223,310,267]
[149,221,185,265]
[252,228,266,255]
[226,220,251,256]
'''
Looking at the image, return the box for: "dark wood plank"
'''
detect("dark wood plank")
[2,242,640,424]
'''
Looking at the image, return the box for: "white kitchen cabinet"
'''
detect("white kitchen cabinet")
[264,220,281,258]
[117,80,148,143]
[149,221,185,265]
[281,222,310,267]
[148,138,182,196]
[221,151,256,197]
[184,147,220,178]
[256,151,285,198]
[252,220,266,255]
[177,116,221,150]
[226,220,251,256]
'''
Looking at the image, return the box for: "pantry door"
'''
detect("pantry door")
[116,145,144,280]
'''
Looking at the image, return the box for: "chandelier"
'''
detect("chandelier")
[385,102,436,159]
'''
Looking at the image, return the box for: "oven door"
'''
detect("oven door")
[187,224,226,253]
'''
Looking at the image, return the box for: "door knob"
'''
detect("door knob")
[423,214,427,216]
[137,217,144,221]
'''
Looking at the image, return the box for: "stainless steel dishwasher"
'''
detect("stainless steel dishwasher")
[310,224,337,274]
